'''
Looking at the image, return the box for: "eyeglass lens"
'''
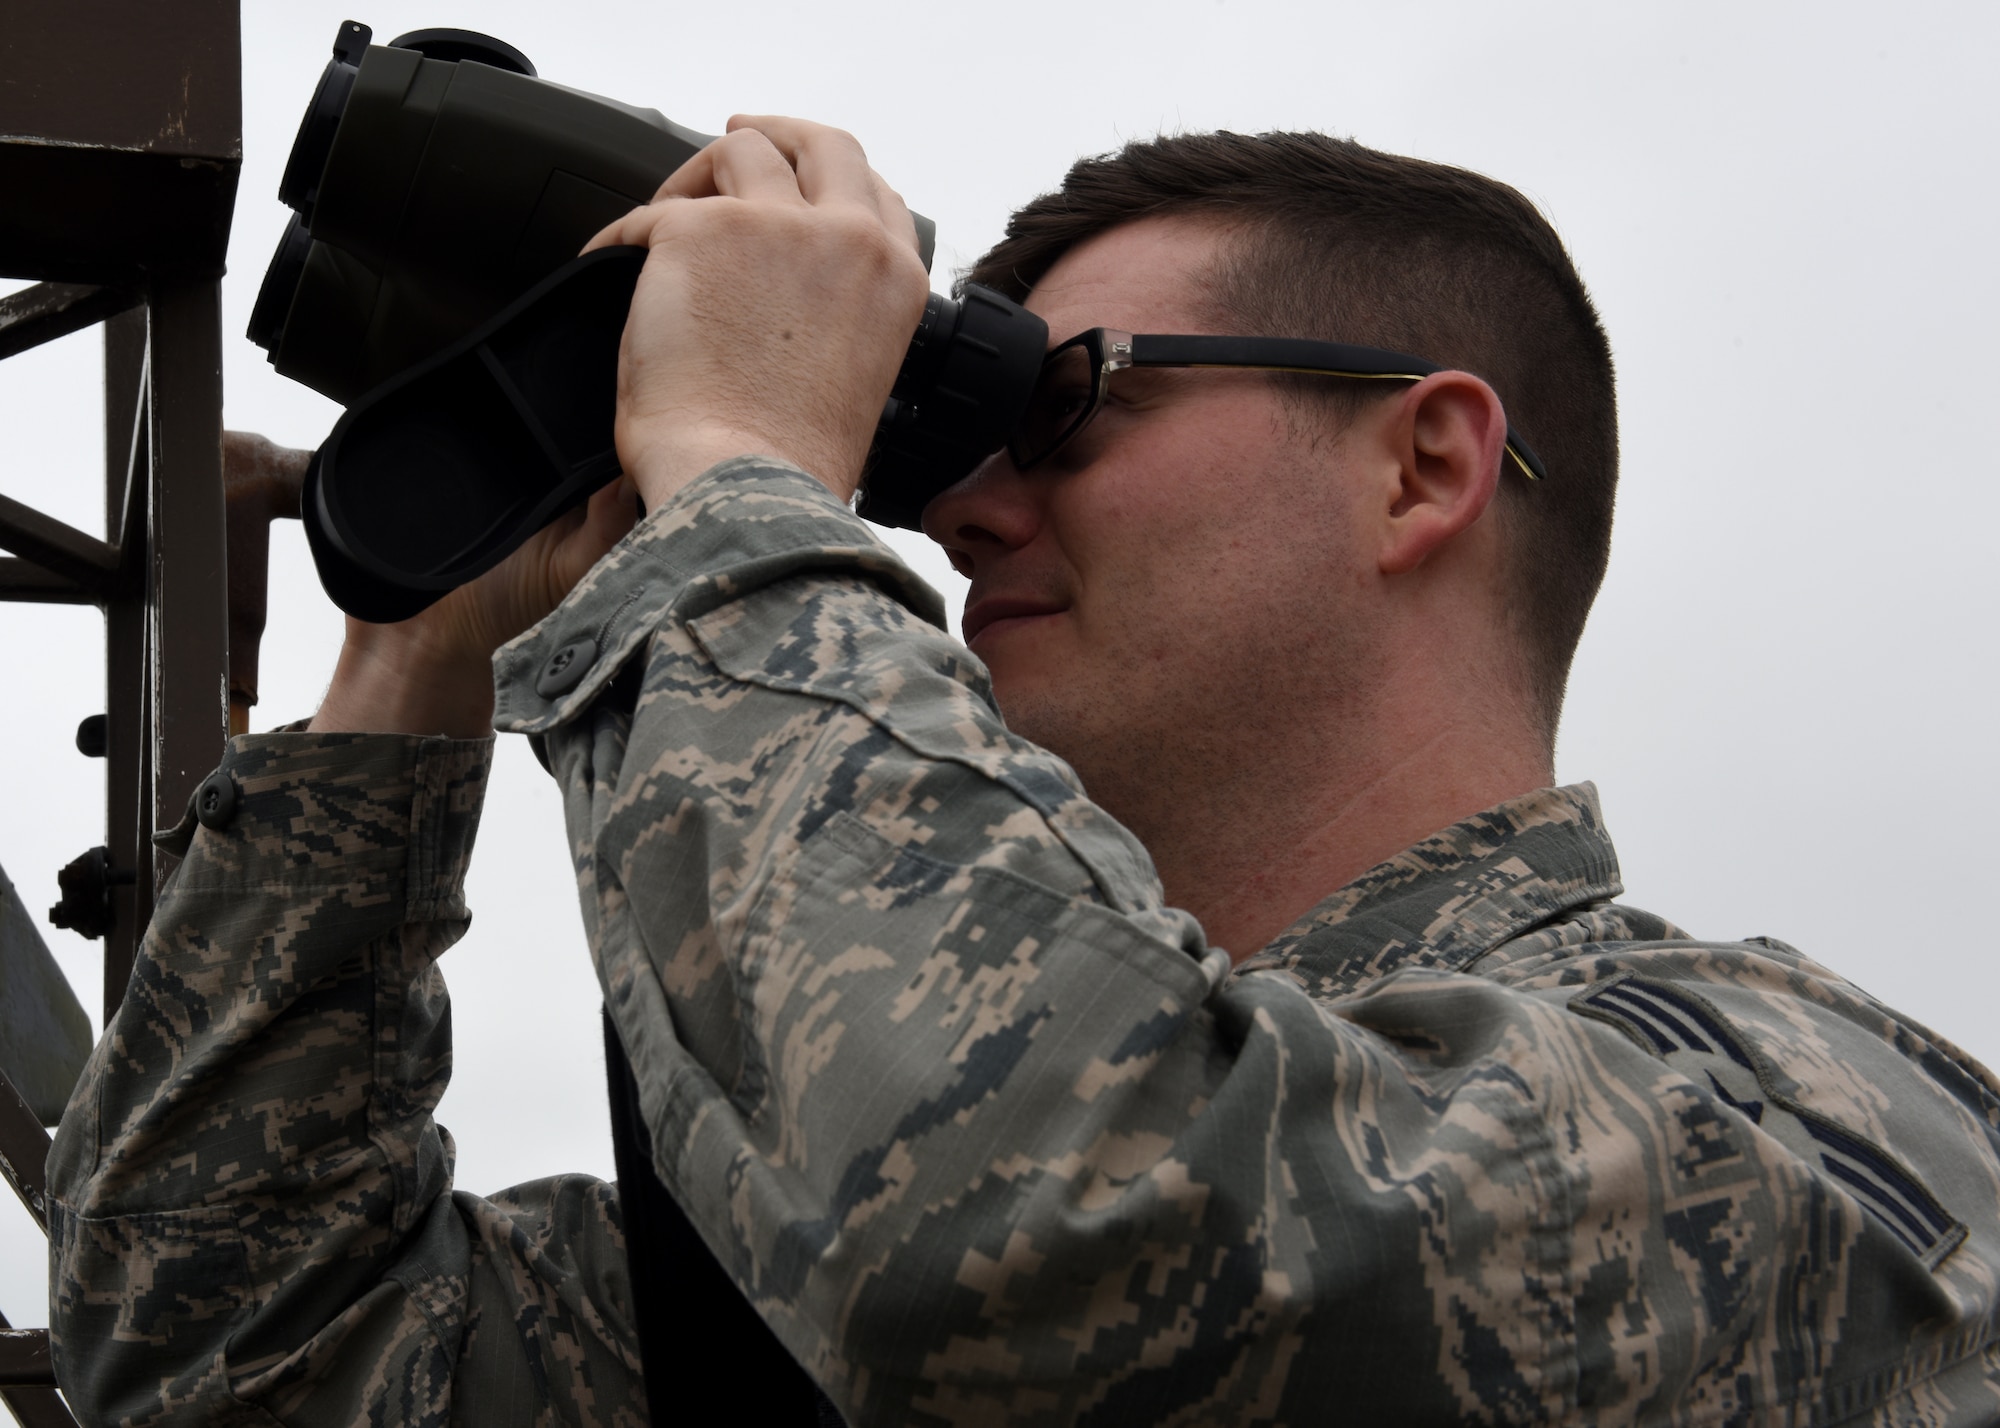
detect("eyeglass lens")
[1008,339,1101,468]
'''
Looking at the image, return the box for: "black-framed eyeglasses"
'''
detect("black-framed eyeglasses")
[1007,329,1548,483]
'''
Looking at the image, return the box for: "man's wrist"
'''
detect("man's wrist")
[624,424,859,510]
[309,624,496,738]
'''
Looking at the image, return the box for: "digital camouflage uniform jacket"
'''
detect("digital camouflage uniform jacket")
[47,460,2000,1426]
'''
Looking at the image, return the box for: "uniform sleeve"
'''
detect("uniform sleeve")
[501,461,2000,1427]
[44,732,646,1427]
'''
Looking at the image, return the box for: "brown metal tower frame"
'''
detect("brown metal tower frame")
[0,4,243,1421]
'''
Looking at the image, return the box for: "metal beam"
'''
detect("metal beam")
[141,276,230,895]
[0,1081,65,1416]
[0,0,241,284]
[0,1331,54,1387]
[102,308,151,1018]
[0,562,90,605]
[0,10,240,1425]
[0,1069,50,1233]
[0,495,120,596]
[0,1315,66,1422]
[0,285,137,365]
[0,876,90,1126]
[0,4,239,156]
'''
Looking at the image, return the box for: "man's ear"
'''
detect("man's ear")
[1376,371,1508,576]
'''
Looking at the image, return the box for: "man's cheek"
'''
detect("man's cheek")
[987,637,1095,728]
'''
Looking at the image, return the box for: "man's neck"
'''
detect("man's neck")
[1102,701,1553,964]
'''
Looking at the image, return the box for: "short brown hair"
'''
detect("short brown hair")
[962,131,1617,738]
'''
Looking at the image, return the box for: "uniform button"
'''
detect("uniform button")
[536,637,598,698]
[195,772,240,830]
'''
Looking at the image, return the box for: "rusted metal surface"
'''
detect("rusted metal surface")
[222,433,310,734]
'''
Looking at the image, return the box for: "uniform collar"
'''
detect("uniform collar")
[1234,783,1624,999]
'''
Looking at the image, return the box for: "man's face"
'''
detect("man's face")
[922,216,1380,816]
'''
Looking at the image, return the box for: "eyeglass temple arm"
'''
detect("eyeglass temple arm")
[1127,335,1546,480]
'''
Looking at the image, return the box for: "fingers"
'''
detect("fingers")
[568,474,640,561]
[588,473,642,537]
[624,117,915,240]
[581,207,649,253]
[585,119,920,263]
[513,476,640,615]
[575,115,931,508]
[587,126,822,255]
[728,116,918,253]
[655,125,814,205]
[726,115,873,207]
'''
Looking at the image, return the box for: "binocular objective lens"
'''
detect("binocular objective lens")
[248,214,315,356]
[278,56,359,218]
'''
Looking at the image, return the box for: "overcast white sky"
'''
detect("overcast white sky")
[3,0,1996,1330]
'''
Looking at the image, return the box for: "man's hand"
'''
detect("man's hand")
[584,115,931,508]
[309,476,638,736]
[311,116,916,736]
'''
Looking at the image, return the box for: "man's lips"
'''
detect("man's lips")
[961,596,1067,648]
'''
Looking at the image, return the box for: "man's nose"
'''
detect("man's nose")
[919,451,1045,568]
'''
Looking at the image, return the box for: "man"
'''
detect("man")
[47,119,2000,1425]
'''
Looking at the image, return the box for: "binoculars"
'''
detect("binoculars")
[255,21,1047,621]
